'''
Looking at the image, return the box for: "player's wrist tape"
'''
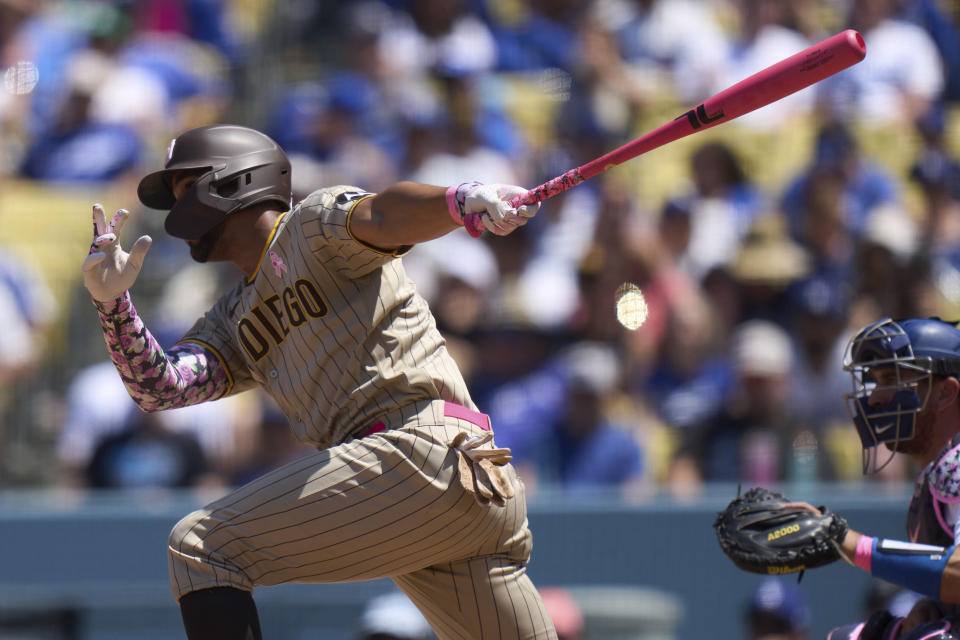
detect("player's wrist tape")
[853,536,952,599]
[445,182,484,237]
[854,534,874,571]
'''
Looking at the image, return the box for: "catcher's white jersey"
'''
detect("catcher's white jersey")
[179,185,475,449]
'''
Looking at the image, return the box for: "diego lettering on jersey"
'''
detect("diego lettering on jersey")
[237,278,328,361]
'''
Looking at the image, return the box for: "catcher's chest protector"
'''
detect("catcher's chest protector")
[908,433,960,546]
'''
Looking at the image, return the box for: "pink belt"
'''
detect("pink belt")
[362,401,491,438]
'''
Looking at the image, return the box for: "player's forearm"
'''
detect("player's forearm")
[839,528,860,562]
[94,292,230,410]
[843,529,958,602]
[352,182,459,248]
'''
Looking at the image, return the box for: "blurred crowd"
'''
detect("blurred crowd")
[0,0,959,500]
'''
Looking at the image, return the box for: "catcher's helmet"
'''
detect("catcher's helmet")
[844,317,960,473]
[137,124,292,240]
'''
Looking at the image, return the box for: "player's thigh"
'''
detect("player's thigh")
[169,425,527,585]
[394,556,557,640]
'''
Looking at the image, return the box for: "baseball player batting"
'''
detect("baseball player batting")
[80,124,553,639]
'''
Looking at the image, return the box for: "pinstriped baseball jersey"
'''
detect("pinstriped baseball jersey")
[88,123,557,638]
[178,185,475,450]
[161,185,558,638]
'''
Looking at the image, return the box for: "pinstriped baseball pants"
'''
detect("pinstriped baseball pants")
[167,414,557,639]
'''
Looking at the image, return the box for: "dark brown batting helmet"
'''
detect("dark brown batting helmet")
[138,124,292,240]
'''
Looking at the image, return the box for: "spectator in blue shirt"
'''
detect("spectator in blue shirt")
[489,341,645,493]
[780,121,899,242]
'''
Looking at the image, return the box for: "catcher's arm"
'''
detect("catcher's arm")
[836,525,960,603]
[717,490,960,602]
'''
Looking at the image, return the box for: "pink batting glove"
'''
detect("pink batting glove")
[446,182,539,237]
[82,203,152,302]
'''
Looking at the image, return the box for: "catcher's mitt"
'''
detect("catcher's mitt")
[714,487,849,575]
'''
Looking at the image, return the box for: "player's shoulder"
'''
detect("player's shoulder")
[926,435,960,500]
[297,185,376,212]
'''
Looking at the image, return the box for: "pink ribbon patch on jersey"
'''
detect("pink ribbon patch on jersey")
[269,251,287,277]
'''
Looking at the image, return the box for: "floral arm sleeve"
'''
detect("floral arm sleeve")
[93,292,231,411]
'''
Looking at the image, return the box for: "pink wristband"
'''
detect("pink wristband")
[445,185,463,226]
[854,535,874,572]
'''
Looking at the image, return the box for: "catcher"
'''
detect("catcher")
[715,317,960,640]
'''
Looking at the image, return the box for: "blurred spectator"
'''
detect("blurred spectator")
[671,319,833,485]
[642,286,734,431]
[563,9,651,147]
[746,578,811,640]
[57,360,258,488]
[18,50,143,182]
[785,274,853,432]
[715,0,813,130]
[910,104,960,250]
[606,0,731,104]
[268,76,399,198]
[0,246,56,387]
[851,204,924,321]
[402,231,499,381]
[910,144,960,317]
[488,341,645,493]
[107,29,231,132]
[544,341,645,490]
[897,0,960,103]
[0,245,55,463]
[133,0,245,68]
[2,4,90,139]
[408,72,521,187]
[725,215,811,327]
[815,0,945,126]
[912,149,960,227]
[356,590,435,640]
[379,0,497,79]
[539,587,584,640]
[780,121,900,265]
[85,411,209,489]
[488,0,582,72]
[664,141,768,281]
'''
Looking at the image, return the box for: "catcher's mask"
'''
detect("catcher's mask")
[137,124,292,240]
[844,317,960,473]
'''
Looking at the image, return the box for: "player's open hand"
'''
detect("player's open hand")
[464,184,539,236]
[82,204,152,302]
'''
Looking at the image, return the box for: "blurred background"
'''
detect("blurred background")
[0,0,958,638]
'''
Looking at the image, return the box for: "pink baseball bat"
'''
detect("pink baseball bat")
[465,29,866,236]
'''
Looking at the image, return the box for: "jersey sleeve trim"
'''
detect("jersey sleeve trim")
[175,337,235,395]
[246,211,288,285]
[344,194,412,257]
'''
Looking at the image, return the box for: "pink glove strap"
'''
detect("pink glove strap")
[446,182,485,238]
[445,185,463,226]
[854,535,874,572]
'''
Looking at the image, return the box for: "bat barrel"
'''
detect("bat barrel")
[707,28,865,122]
